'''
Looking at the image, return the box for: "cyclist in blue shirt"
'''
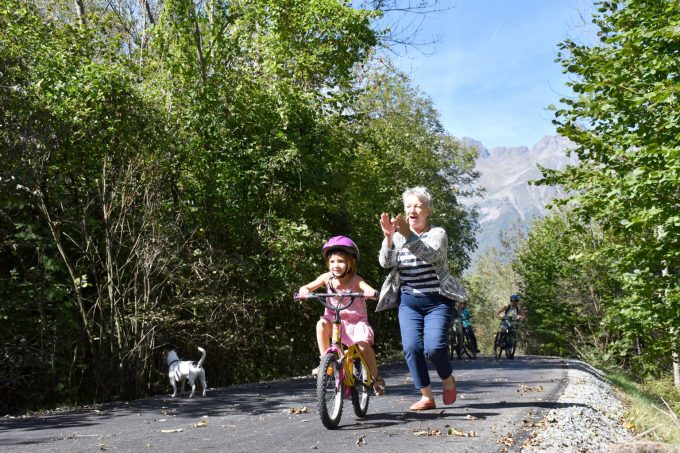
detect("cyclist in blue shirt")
[457,300,480,353]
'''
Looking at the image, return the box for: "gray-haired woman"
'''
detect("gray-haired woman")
[377,186,467,411]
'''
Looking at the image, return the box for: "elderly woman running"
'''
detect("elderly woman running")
[377,186,467,411]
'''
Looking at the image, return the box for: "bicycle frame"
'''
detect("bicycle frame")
[495,316,518,359]
[296,292,373,393]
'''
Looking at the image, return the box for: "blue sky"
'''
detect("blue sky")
[391,1,595,149]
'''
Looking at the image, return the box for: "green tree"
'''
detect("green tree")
[541,0,680,378]
[513,212,624,361]
[0,0,479,414]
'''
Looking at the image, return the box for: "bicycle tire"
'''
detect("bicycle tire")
[350,358,370,417]
[505,332,516,359]
[316,353,343,429]
[463,332,476,359]
[448,326,459,360]
[494,332,503,358]
[450,323,463,359]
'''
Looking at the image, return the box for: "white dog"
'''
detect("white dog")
[166,346,207,397]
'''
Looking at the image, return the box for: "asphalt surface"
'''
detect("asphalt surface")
[0,355,573,453]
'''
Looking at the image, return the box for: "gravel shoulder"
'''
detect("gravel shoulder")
[521,359,634,453]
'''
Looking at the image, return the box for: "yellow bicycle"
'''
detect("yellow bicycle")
[294,292,373,429]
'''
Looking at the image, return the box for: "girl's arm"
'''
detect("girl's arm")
[357,277,378,299]
[298,272,331,296]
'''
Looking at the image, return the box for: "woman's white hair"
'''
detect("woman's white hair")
[402,186,433,212]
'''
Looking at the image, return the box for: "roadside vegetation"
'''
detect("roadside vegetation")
[0,0,477,415]
[466,0,679,444]
[1,4,677,446]
[605,370,680,445]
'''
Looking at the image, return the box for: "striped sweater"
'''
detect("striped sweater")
[376,226,467,311]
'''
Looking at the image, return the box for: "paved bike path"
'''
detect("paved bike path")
[0,356,578,453]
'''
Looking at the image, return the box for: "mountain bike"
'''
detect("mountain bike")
[493,316,517,359]
[462,326,477,359]
[449,315,464,359]
[293,292,374,429]
[449,313,476,359]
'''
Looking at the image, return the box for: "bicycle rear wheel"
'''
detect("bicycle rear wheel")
[449,325,463,359]
[316,353,343,429]
[463,332,476,359]
[350,358,370,417]
[505,332,516,359]
[494,332,503,358]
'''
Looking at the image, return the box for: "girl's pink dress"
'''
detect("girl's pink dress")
[321,275,375,346]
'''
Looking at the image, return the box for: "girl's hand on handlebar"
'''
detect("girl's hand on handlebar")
[364,290,379,300]
[298,286,310,297]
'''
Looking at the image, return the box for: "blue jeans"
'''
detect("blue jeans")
[398,289,454,389]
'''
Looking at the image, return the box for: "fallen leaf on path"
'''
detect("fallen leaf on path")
[192,416,209,428]
[356,435,366,445]
[413,427,442,436]
[448,427,478,437]
[498,434,514,446]
[287,407,309,414]
[517,384,544,393]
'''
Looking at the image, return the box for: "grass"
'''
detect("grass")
[603,370,680,445]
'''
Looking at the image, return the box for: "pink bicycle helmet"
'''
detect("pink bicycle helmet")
[321,235,360,261]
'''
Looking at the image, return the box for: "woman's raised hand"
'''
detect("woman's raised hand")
[379,213,395,238]
[393,213,410,236]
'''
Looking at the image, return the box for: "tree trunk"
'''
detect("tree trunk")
[658,226,679,388]
[34,190,96,357]
[74,0,86,26]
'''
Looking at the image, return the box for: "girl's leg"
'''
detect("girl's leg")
[356,341,379,379]
[316,319,332,356]
[356,341,385,395]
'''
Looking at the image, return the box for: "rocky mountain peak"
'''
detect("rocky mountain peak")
[463,134,577,267]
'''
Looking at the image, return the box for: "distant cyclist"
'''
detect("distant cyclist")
[457,300,480,353]
[496,294,525,337]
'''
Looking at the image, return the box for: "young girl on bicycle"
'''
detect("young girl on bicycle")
[298,235,386,396]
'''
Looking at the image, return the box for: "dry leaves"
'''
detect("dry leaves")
[413,427,443,437]
[498,433,515,446]
[517,384,544,394]
[192,416,209,428]
[448,427,478,437]
[356,435,366,446]
[287,406,309,414]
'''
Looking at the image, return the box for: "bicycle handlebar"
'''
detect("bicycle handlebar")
[294,292,373,312]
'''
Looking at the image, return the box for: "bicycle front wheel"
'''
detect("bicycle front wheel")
[494,332,503,358]
[505,332,516,359]
[316,353,343,429]
[463,332,476,359]
[350,358,370,417]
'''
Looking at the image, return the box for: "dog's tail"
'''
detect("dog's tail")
[196,347,206,368]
